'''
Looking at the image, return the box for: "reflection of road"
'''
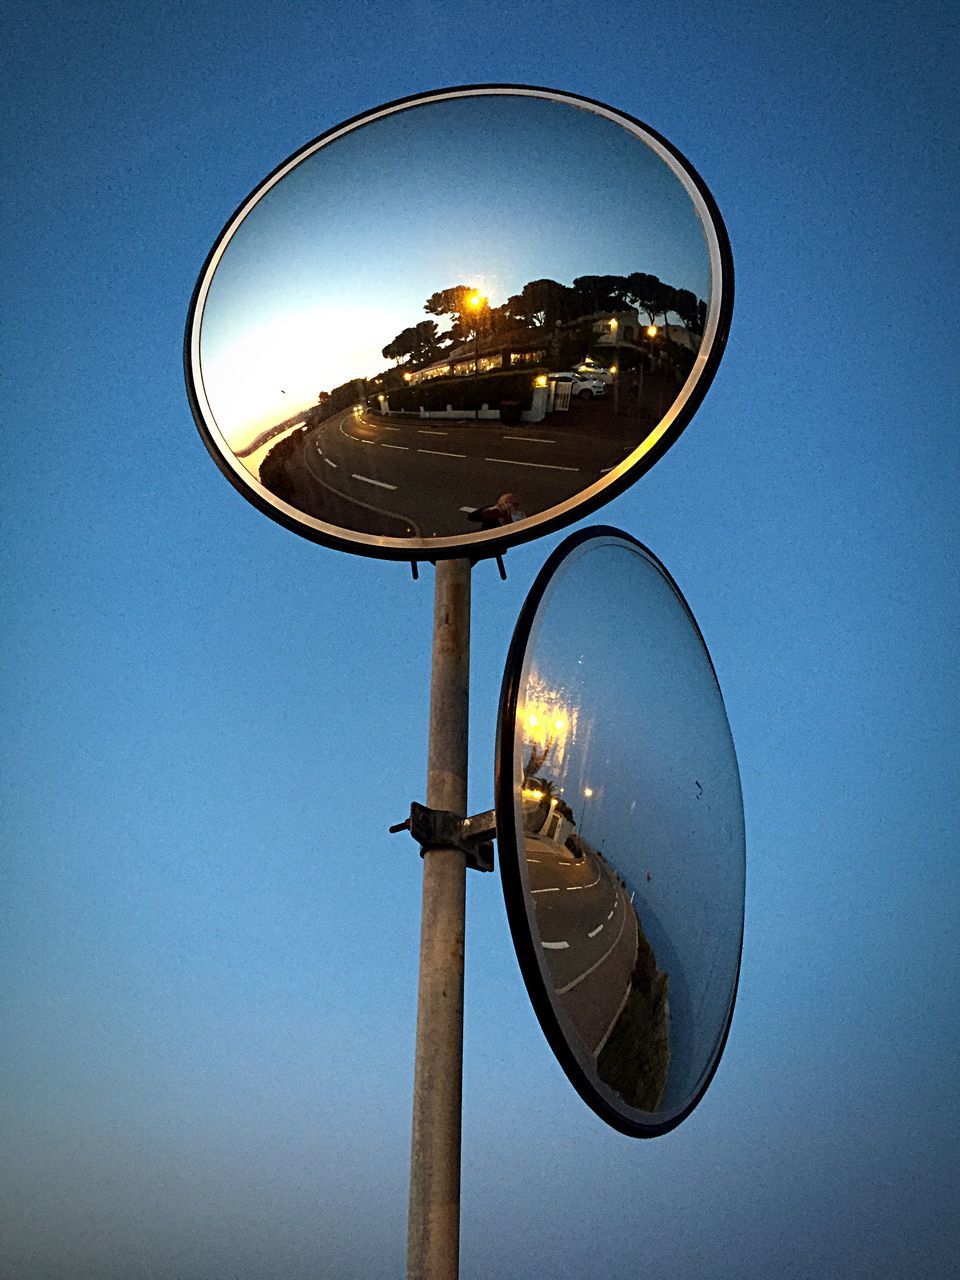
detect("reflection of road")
[526,834,639,1055]
[261,406,640,538]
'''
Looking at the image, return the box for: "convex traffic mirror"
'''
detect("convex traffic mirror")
[496,528,745,1135]
[186,85,732,560]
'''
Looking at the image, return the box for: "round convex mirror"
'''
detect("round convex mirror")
[186,85,732,560]
[496,527,744,1135]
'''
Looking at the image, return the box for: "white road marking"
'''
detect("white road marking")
[541,940,570,950]
[324,457,338,468]
[419,448,467,459]
[588,924,604,938]
[502,435,555,443]
[352,474,397,490]
[418,429,448,435]
[460,505,477,512]
[607,908,615,920]
[382,443,409,450]
[526,858,541,864]
[378,424,401,431]
[630,890,636,904]
[484,457,578,472]
[568,869,601,890]
[594,980,633,1056]
[557,904,630,995]
[532,886,560,894]
[361,439,374,445]
[601,466,615,473]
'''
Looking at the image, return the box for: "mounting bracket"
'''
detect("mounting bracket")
[389,802,496,873]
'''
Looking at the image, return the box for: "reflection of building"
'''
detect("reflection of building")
[522,790,575,844]
[407,325,550,384]
[401,308,703,386]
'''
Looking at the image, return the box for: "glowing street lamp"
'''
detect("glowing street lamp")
[577,786,594,846]
[466,290,487,417]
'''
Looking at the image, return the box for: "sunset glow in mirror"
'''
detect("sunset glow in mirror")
[186,87,732,558]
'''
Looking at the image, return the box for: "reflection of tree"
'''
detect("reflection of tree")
[422,285,481,348]
[506,278,575,329]
[572,274,633,313]
[382,319,443,367]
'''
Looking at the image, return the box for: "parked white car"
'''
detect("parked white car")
[549,371,607,399]
[574,362,614,385]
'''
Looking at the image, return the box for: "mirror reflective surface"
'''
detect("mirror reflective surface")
[187,86,731,558]
[497,528,744,1135]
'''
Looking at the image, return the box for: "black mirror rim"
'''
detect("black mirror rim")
[494,524,744,1137]
[185,84,734,561]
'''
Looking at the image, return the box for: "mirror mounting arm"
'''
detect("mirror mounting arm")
[389,801,495,873]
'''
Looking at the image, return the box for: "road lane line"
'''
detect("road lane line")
[418,429,448,435]
[556,905,629,995]
[382,443,409,450]
[361,439,374,445]
[594,979,634,1056]
[352,474,397,490]
[532,886,560,894]
[324,458,338,468]
[607,908,615,920]
[541,940,569,950]
[460,505,476,512]
[304,446,420,535]
[501,435,555,443]
[484,457,579,472]
[567,869,601,890]
[419,448,467,459]
[588,924,604,938]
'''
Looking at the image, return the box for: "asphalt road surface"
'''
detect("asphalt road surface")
[262,404,643,538]
[526,834,640,1057]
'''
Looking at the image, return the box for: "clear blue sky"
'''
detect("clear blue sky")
[2,3,958,1278]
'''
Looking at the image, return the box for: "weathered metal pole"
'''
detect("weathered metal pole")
[407,557,471,1280]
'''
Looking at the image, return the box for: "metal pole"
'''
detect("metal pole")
[407,557,471,1280]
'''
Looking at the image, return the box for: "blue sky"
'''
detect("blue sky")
[2,2,958,1278]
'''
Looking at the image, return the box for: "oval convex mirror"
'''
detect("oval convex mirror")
[496,527,745,1136]
[186,85,732,560]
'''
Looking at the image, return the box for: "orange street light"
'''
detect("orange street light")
[646,324,659,338]
[467,291,487,412]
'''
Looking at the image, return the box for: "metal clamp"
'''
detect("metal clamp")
[389,802,496,873]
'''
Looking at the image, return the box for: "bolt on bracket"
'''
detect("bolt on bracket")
[389,802,495,873]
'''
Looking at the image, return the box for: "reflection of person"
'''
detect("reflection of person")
[465,492,526,530]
